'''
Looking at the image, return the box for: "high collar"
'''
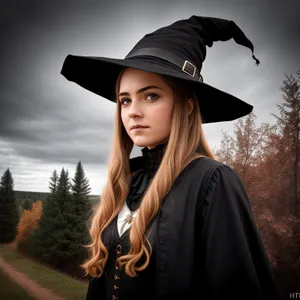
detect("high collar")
[141,141,168,169]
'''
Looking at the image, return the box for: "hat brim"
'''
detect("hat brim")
[61,54,253,124]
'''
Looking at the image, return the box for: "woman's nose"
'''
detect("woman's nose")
[128,101,143,117]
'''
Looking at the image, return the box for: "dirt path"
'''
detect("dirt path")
[0,246,65,300]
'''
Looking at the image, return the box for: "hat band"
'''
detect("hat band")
[125,47,203,82]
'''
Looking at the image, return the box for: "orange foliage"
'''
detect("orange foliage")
[15,200,42,245]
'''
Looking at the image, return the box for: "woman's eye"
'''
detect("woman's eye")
[120,98,130,105]
[120,93,159,105]
[146,93,159,101]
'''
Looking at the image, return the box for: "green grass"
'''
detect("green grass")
[0,267,36,300]
[0,245,88,300]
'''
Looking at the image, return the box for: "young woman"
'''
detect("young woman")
[61,15,281,300]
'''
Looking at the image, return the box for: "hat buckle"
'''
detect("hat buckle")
[182,60,203,82]
[182,60,196,77]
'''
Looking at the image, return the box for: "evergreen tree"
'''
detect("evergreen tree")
[29,167,74,267]
[72,161,91,195]
[1,168,14,194]
[22,199,32,210]
[0,168,19,242]
[49,170,58,195]
[29,166,92,275]
[72,160,91,214]
[71,161,92,266]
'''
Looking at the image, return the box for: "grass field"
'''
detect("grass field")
[0,245,89,300]
[0,267,36,300]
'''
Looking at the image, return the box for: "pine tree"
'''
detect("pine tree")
[1,168,14,194]
[22,199,32,210]
[72,160,91,214]
[70,161,92,268]
[0,168,19,242]
[29,167,74,267]
[49,170,58,195]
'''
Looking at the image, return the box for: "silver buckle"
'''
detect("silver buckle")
[182,60,196,77]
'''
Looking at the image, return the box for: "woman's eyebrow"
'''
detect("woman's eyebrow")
[118,85,163,97]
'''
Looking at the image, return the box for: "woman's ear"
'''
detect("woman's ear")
[188,98,194,115]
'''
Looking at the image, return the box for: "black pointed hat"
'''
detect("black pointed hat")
[61,15,259,123]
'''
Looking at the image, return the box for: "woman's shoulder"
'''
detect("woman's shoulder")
[187,156,228,177]
[187,157,243,195]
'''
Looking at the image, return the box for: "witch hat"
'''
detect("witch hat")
[61,15,259,123]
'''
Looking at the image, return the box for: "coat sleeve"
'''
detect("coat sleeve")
[197,164,281,300]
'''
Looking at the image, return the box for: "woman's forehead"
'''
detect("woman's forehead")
[119,68,168,91]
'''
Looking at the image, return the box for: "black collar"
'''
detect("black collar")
[141,142,167,169]
[130,142,168,172]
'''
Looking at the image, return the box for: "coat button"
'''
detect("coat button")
[116,244,122,255]
[159,237,166,244]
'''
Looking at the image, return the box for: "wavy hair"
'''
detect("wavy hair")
[81,67,216,278]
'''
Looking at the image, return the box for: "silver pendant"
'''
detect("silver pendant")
[120,209,138,235]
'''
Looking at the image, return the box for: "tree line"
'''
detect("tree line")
[0,160,94,277]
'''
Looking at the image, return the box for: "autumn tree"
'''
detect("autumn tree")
[0,168,19,242]
[215,112,275,191]
[215,111,289,269]
[16,200,42,251]
[215,70,300,292]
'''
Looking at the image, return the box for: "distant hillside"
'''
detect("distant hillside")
[15,190,50,204]
[14,190,100,206]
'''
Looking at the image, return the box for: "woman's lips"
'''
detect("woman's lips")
[131,127,149,131]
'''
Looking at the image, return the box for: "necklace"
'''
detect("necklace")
[120,209,139,235]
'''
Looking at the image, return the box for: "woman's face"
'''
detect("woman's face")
[119,68,174,149]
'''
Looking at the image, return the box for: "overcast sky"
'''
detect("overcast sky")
[0,0,299,195]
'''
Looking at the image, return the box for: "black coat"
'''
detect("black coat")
[86,156,280,300]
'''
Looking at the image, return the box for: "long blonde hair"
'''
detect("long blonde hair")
[81,68,216,278]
